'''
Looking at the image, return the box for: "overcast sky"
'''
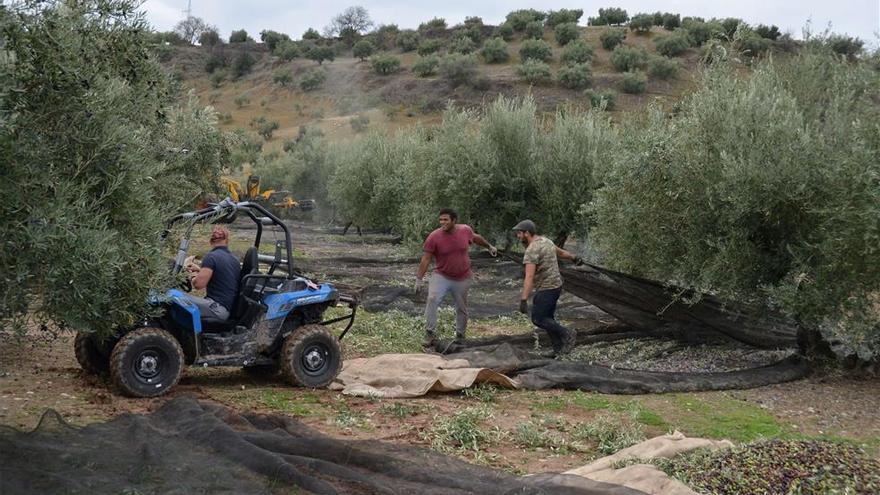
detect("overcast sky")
[142,0,879,46]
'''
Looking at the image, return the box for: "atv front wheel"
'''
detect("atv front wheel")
[109,327,184,398]
[280,325,342,388]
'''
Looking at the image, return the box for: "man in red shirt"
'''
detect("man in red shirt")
[416,208,497,348]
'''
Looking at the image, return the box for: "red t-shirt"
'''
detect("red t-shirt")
[423,224,475,280]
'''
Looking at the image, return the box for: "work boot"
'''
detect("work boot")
[558,330,577,356]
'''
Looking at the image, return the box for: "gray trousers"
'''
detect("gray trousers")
[188,295,230,321]
[424,272,470,338]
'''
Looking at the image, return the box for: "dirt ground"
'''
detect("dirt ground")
[2,219,879,478]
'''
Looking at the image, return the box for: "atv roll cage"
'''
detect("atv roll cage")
[160,198,357,336]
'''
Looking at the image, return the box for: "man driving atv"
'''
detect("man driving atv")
[187,227,240,320]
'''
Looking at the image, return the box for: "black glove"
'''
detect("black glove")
[573,256,585,266]
[519,299,528,314]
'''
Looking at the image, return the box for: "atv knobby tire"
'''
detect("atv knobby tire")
[74,332,109,375]
[110,327,184,398]
[280,324,341,388]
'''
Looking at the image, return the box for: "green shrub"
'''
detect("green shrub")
[754,24,781,40]
[274,40,300,61]
[229,29,249,43]
[272,68,293,86]
[662,13,680,31]
[519,39,553,62]
[204,53,226,73]
[299,70,326,90]
[611,45,647,71]
[209,70,226,88]
[620,70,647,93]
[302,27,321,40]
[600,29,626,50]
[481,37,509,63]
[150,44,174,62]
[463,16,483,28]
[199,29,221,46]
[306,45,335,64]
[494,23,514,41]
[546,9,583,27]
[352,40,375,60]
[439,53,478,87]
[260,29,290,52]
[826,35,864,59]
[506,9,546,31]
[232,51,256,78]
[302,28,321,41]
[234,94,250,107]
[418,17,447,33]
[371,54,401,75]
[684,21,723,46]
[557,63,592,89]
[561,40,594,65]
[413,55,439,76]
[517,60,552,85]
[738,32,771,58]
[373,24,399,50]
[591,7,629,26]
[350,114,370,133]
[554,22,580,46]
[655,33,690,57]
[524,21,544,40]
[721,17,745,37]
[449,35,476,54]
[257,119,279,140]
[396,29,420,51]
[629,14,654,34]
[417,39,444,56]
[585,88,617,110]
[648,56,680,79]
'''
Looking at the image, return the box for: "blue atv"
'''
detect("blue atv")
[74,199,358,397]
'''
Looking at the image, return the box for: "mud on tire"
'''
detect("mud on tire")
[74,332,109,375]
[109,327,184,398]
[280,324,342,388]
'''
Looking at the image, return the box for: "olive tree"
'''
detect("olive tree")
[589,48,880,360]
[1,0,230,337]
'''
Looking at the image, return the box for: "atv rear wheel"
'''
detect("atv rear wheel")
[74,332,109,375]
[280,324,341,388]
[109,327,184,398]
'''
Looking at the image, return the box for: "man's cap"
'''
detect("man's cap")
[210,227,229,243]
[512,219,536,234]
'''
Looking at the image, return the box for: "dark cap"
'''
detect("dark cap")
[512,219,536,234]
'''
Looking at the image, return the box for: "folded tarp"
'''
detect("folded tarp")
[331,353,519,398]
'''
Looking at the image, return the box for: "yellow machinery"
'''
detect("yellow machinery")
[219,175,310,215]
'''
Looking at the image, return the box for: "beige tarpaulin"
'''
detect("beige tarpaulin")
[565,431,734,495]
[330,353,519,398]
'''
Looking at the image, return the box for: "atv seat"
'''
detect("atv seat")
[201,247,263,333]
